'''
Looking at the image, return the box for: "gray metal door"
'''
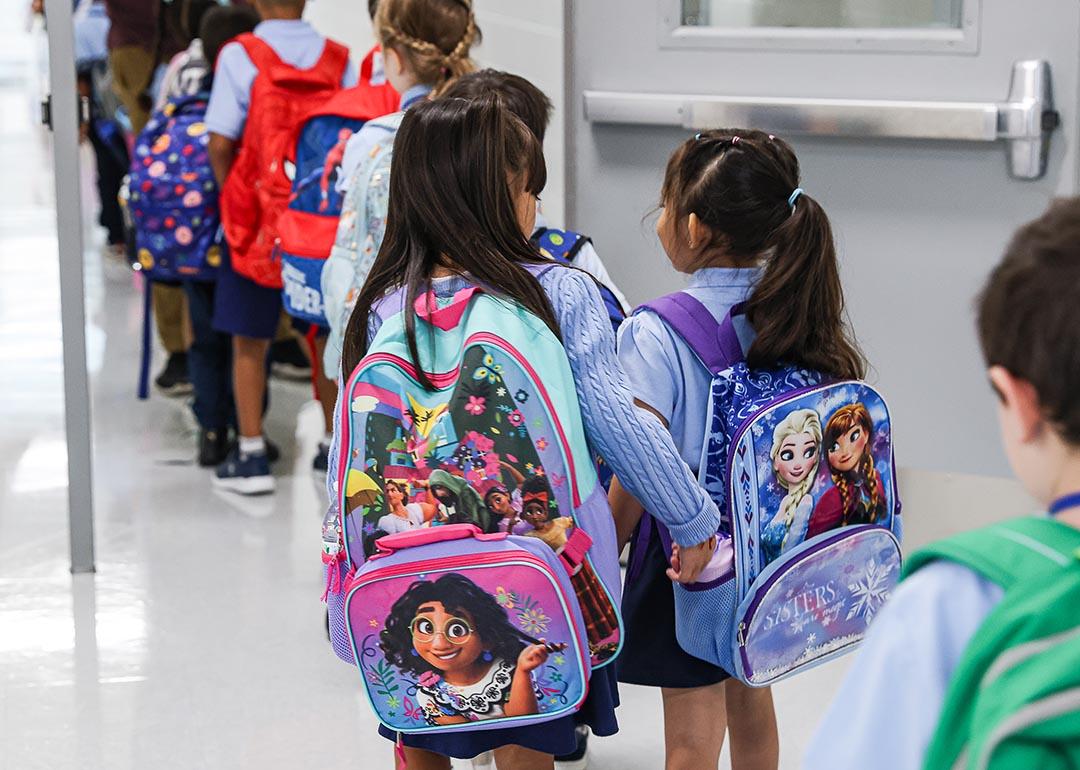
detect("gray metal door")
[566,0,1076,477]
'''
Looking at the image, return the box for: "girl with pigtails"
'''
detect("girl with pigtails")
[806,403,887,540]
[610,129,867,770]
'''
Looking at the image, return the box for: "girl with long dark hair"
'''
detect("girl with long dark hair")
[327,96,723,769]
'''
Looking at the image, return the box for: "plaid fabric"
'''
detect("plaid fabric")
[572,561,619,646]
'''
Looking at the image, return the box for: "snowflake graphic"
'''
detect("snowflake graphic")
[790,615,810,634]
[821,613,833,628]
[806,632,817,648]
[752,423,765,439]
[845,559,895,622]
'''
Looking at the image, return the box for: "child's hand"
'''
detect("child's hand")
[667,536,716,584]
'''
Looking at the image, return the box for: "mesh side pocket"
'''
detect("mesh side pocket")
[325,563,355,664]
[673,578,738,674]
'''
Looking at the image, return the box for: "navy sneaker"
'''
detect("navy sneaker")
[213,447,275,495]
[554,726,589,770]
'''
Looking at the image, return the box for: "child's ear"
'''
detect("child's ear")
[989,366,1044,443]
[384,45,405,77]
[686,213,712,252]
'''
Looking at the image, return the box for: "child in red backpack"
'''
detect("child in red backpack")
[206,0,356,494]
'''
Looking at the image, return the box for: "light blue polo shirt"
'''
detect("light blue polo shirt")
[616,267,760,472]
[205,20,357,140]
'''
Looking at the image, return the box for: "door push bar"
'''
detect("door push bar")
[583,60,1058,180]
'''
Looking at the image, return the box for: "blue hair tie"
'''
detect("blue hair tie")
[788,188,804,209]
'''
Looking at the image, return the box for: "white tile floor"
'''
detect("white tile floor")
[2,14,1035,770]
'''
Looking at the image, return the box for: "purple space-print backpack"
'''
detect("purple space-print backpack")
[128,93,222,282]
[632,293,902,686]
[322,270,623,732]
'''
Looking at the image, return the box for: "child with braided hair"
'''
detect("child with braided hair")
[805,403,886,540]
[320,0,482,376]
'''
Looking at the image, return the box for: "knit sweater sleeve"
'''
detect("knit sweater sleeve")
[541,267,721,547]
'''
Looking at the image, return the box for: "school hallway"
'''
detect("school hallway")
[4,0,1058,767]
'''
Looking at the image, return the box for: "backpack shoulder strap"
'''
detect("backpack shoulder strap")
[903,516,1080,590]
[317,39,350,80]
[637,292,744,375]
[235,33,282,72]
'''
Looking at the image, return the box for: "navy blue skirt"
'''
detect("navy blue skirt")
[377,665,619,758]
[617,518,730,689]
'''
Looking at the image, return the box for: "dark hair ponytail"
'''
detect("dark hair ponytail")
[340,96,559,383]
[661,129,866,380]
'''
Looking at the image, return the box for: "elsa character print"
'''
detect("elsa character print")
[379,573,564,726]
[761,409,823,564]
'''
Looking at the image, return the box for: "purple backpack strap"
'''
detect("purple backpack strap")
[638,292,744,374]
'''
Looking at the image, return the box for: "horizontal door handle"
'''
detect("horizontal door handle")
[583,60,1057,180]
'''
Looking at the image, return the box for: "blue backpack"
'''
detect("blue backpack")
[531,228,625,336]
[128,93,222,282]
[629,293,902,686]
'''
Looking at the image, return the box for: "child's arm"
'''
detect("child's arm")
[208,133,236,188]
[544,269,720,581]
[609,399,668,550]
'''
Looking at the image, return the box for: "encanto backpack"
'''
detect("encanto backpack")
[904,516,1080,770]
[278,52,398,326]
[341,524,591,734]
[323,268,624,731]
[219,34,349,289]
[128,93,222,281]
[530,228,625,336]
[631,292,901,686]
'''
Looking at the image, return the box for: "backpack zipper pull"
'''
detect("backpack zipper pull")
[737,622,747,648]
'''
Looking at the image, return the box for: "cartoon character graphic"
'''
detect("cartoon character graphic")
[519,477,619,659]
[481,462,530,535]
[806,403,887,540]
[376,479,440,536]
[761,409,822,564]
[318,127,353,211]
[380,574,563,725]
[426,469,493,532]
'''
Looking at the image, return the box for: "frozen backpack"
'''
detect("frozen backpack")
[323,269,625,729]
[219,34,349,289]
[905,516,1080,770]
[128,93,222,281]
[278,54,398,326]
[340,523,591,734]
[320,112,402,375]
[530,227,625,336]
[631,292,901,686]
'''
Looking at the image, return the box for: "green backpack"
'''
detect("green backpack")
[903,516,1080,770]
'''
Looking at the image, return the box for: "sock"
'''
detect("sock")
[239,435,267,456]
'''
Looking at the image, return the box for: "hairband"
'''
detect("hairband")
[522,491,549,506]
[788,188,804,210]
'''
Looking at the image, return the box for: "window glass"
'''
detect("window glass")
[681,0,963,29]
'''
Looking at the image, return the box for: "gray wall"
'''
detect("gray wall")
[566,0,1079,477]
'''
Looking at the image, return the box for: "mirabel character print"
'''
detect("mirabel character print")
[379,574,562,725]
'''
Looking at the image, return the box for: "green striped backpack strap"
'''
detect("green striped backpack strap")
[906,516,1080,770]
